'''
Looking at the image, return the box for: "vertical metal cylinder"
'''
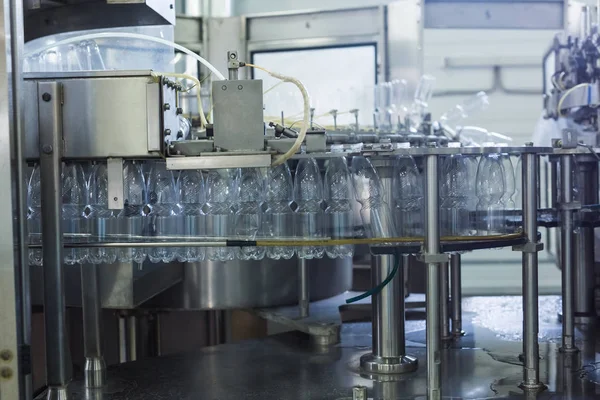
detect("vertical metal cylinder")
[118,314,127,363]
[440,262,451,341]
[81,264,106,388]
[573,161,597,322]
[372,255,404,358]
[560,155,577,353]
[128,315,137,362]
[425,154,441,400]
[450,254,463,336]
[298,258,309,318]
[38,82,72,393]
[521,152,544,390]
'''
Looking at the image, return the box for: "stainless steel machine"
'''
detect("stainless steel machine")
[0,1,598,400]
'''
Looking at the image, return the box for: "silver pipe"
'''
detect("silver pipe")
[450,254,463,336]
[298,258,309,318]
[81,264,106,388]
[560,155,577,353]
[521,151,544,389]
[440,262,451,341]
[128,315,137,362]
[372,255,403,358]
[118,314,127,363]
[425,154,442,400]
[39,82,72,392]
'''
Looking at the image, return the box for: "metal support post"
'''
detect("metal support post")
[440,262,451,341]
[450,254,463,337]
[573,161,597,323]
[360,254,417,373]
[298,258,309,318]
[38,82,72,399]
[559,155,578,354]
[424,154,442,400]
[81,264,106,388]
[519,150,546,391]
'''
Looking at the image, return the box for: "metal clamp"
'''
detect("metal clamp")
[417,253,449,264]
[512,242,544,253]
[559,201,582,211]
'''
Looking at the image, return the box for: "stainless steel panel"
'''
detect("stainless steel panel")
[24,0,176,41]
[425,1,564,29]
[247,7,381,42]
[107,158,124,210]
[148,257,353,310]
[166,154,271,170]
[30,262,183,309]
[0,0,27,397]
[212,79,265,151]
[25,72,176,159]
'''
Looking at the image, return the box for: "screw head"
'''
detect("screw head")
[0,367,12,379]
[229,53,236,59]
[164,103,171,111]
[237,85,243,90]
[113,197,118,202]
[42,144,53,154]
[221,85,227,91]
[42,93,51,102]
[0,350,12,362]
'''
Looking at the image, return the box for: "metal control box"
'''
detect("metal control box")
[212,79,264,151]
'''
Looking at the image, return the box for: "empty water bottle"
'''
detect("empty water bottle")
[324,157,353,258]
[147,161,181,263]
[476,154,506,234]
[264,163,295,260]
[294,158,324,259]
[27,164,42,266]
[501,155,516,210]
[62,163,88,264]
[440,152,472,236]
[118,161,147,264]
[178,170,205,263]
[86,162,118,264]
[393,154,423,237]
[351,157,397,239]
[205,169,239,261]
[235,168,265,260]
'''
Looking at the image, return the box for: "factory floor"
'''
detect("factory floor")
[39,295,600,399]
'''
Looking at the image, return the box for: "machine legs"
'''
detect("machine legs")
[450,254,463,337]
[360,254,418,373]
[559,155,578,354]
[81,264,106,388]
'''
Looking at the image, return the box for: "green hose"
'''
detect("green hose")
[345,252,400,304]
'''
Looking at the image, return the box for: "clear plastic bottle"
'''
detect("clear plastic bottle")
[393,155,424,237]
[513,156,523,210]
[204,169,239,261]
[440,153,471,236]
[294,158,324,259]
[324,157,354,258]
[476,154,506,235]
[178,170,205,263]
[439,91,489,130]
[235,168,265,260]
[351,156,398,239]
[27,164,43,266]
[501,155,516,210]
[62,162,88,265]
[264,163,295,260]
[117,161,147,264]
[147,161,181,263]
[86,162,118,264]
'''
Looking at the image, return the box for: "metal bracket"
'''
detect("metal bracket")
[305,130,326,153]
[107,158,124,210]
[417,253,449,264]
[512,242,544,253]
[559,201,582,211]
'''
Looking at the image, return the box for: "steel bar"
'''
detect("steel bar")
[440,262,451,341]
[128,315,137,362]
[450,254,463,336]
[298,258,309,318]
[81,264,106,388]
[38,82,72,395]
[520,151,545,391]
[559,155,578,353]
[425,154,442,400]
[118,314,127,363]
